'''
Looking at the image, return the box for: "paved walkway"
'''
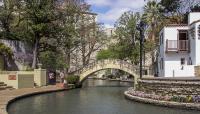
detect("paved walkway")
[0,86,66,114]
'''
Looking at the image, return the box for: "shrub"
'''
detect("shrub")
[193,95,200,103]
[66,75,80,85]
[186,95,194,103]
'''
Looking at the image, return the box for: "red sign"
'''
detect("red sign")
[8,75,16,80]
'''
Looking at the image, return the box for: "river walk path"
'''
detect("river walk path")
[0,86,66,114]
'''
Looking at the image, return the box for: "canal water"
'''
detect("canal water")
[8,79,200,114]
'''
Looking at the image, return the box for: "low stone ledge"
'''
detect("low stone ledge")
[124,91,200,110]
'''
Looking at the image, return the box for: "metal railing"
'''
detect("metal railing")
[166,40,190,52]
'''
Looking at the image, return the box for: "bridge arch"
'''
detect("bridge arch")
[78,59,139,86]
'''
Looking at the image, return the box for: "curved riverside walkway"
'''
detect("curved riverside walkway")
[124,91,200,110]
[0,86,67,114]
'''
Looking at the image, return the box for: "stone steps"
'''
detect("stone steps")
[0,82,14,91]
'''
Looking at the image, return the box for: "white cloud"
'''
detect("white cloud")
[98,7,130,23]
[104,24,114,28]
[86,0,112,6]
[86,0,147,28]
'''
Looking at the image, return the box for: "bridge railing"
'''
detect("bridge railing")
[71,59,154,77]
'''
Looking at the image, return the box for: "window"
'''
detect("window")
[181,58,185,65]
[188,57,193,65]
[178,30,188,40]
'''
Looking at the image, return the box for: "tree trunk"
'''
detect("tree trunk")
[63,44,71,77]
[152,32,156,41]
[32,38,39,69]
[81,41,87,66]
[151,24,156,41]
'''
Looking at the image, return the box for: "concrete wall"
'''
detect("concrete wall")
[18,73,34,88]
[34,69,47,86]
[159,26,195,77]
[0,71,34,89]
[0,71,18,88]
[189,23,196,65]
[188,12,200,24]
[137,79,200,96]
[158,12,200,77]
[195,66,200,77]
[165,53,194,77]
[0,69,47,89]
[194,22,200,65]
[158,29,165,77]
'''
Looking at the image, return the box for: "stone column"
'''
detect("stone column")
[34,68,47,86]
[0,55,4,71]
[134,76,138,90]
[195,66,200,77]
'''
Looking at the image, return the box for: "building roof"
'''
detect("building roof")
[189,19,200,25]
[165,24,188,27]
[165,19,200,28]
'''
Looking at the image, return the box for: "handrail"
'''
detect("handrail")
[166,40,189,52]
[71,59,151,75]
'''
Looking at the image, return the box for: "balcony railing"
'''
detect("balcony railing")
[166,40,190,52]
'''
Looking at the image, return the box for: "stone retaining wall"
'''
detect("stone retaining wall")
[195,66,200,77]
[137,79,200,95]
[0,69,46,89]
[124,91,200,110]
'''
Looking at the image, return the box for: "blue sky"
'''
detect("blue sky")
[86,0,147,28]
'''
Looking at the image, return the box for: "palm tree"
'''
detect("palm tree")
[143,0,163,41]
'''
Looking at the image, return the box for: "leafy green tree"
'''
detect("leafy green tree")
[76,5,107,67]
[0,42,12,57]
[0,42,13,70]
[96,49,115,60]
[56,0,82,74]
[115,11,140,47]
[113,11,140,63]
[143,0,163,41]
[190,4,200,12]
[17,0,58,69]
[0,0,21,40]
[39,51,66,70]
[160,0,181,15]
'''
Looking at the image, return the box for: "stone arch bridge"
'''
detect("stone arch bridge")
[75,59,152,86]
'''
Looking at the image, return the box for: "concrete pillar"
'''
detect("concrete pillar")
[0,55,4,71]
[134,76,138,90]
[34,69,47,86]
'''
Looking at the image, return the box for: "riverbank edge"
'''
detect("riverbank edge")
[124,91,200,110]
[0,86,73,114]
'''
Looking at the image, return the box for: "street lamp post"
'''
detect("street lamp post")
[137,21,145,79]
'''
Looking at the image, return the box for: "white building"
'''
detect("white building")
[0,0,3,6]
[158,12,200,77]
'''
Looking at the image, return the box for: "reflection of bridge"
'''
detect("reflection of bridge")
[76,59,152,86]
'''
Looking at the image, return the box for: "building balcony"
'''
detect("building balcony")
[166,40,190,53]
